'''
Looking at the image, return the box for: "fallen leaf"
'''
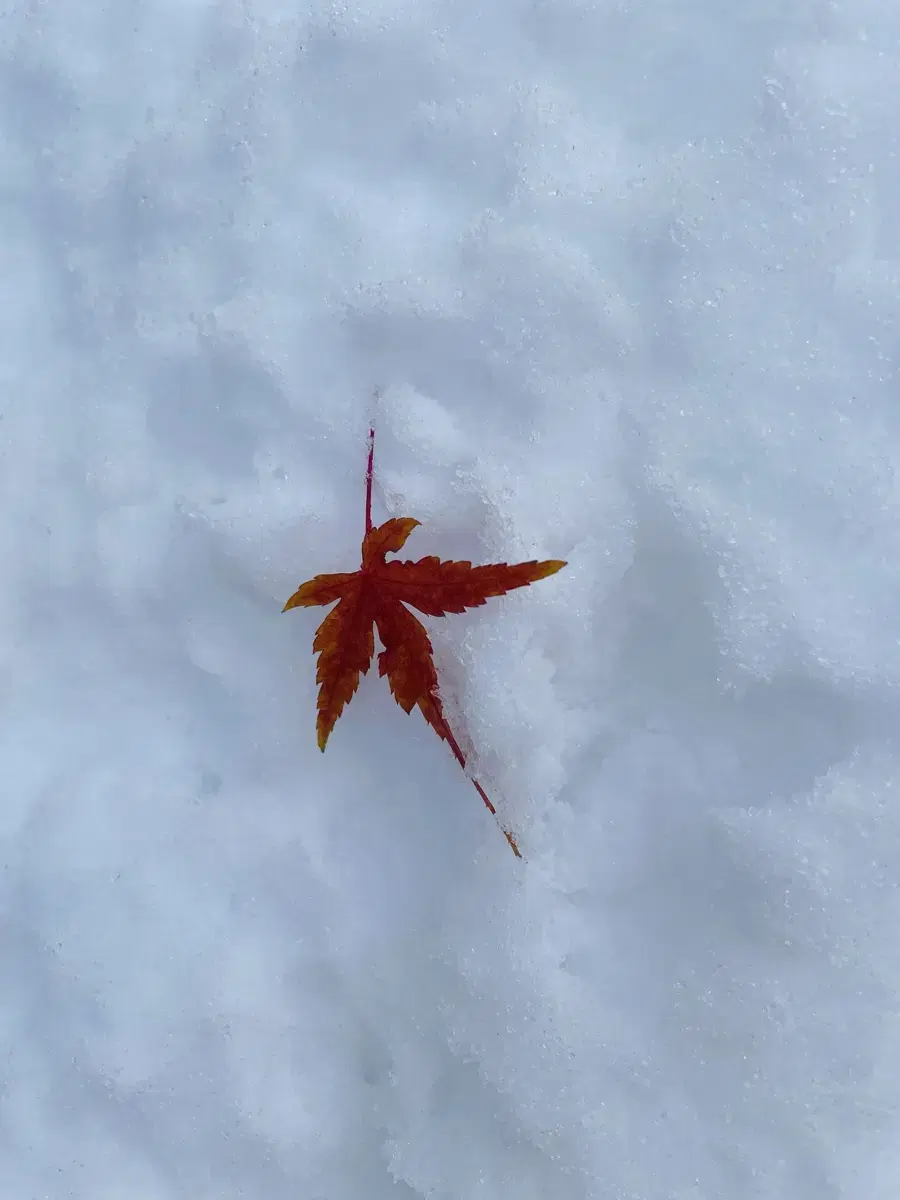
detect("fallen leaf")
[283,423,565,857]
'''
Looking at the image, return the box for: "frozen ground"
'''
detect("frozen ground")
[2,1,900,1197]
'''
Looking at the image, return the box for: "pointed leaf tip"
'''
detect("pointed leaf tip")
[373,554,567,616]
[283,572,355,611]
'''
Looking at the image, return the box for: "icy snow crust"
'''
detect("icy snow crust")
[2,1,900,1197]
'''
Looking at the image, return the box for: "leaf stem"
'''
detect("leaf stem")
[364,422,375,535]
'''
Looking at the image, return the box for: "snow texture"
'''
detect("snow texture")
[2,1,900,1197]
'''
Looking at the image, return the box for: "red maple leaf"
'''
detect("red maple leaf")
[283,424,566,857]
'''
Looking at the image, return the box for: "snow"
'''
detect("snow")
[2,0,900,1196]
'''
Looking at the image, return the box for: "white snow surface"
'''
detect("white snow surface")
[2,1,900,1197]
